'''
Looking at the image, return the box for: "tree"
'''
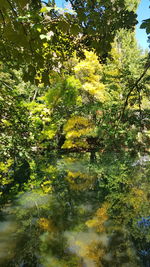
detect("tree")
[67,0,139,57]
[0,64,33,201]
[0,0,139,84]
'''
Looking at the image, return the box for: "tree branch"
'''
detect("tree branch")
[120,60,150,120]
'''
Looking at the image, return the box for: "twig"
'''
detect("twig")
[0,80,13,90]
[32,87,39,101]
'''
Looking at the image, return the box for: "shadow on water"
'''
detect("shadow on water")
[0,152,150,266]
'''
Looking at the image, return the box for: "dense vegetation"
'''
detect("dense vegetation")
[0,0,150,266]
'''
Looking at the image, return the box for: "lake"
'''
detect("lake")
[0,152,150,266]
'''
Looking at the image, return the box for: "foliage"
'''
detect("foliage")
[0,1,150,266]
[67,0,139,56]
[0,0,139,84]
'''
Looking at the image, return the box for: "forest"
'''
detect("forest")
[0,0,150,266]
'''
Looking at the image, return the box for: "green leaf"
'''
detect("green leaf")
[140,19,150,34]
[40,34,47,40]
[70,24,80,36]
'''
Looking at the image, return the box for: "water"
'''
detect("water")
[0,152,150,266]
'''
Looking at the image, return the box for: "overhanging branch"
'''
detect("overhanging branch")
[120,60,150,120]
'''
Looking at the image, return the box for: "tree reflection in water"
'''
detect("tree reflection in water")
[0,152,149,266]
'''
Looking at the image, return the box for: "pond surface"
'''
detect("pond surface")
[0,152,150,266]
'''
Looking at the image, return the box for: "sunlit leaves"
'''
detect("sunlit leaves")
[45,75,81,108]
[64,116,90,132]
[74,51,102,82]
[41,125,57,140]
[75,51,109,102]
[62,116,94,149]
[0,159,14,195]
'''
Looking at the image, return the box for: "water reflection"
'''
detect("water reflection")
[0,152,149,266]
[0,219,17,264]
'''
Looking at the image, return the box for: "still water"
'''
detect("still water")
[0,152,150,266]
